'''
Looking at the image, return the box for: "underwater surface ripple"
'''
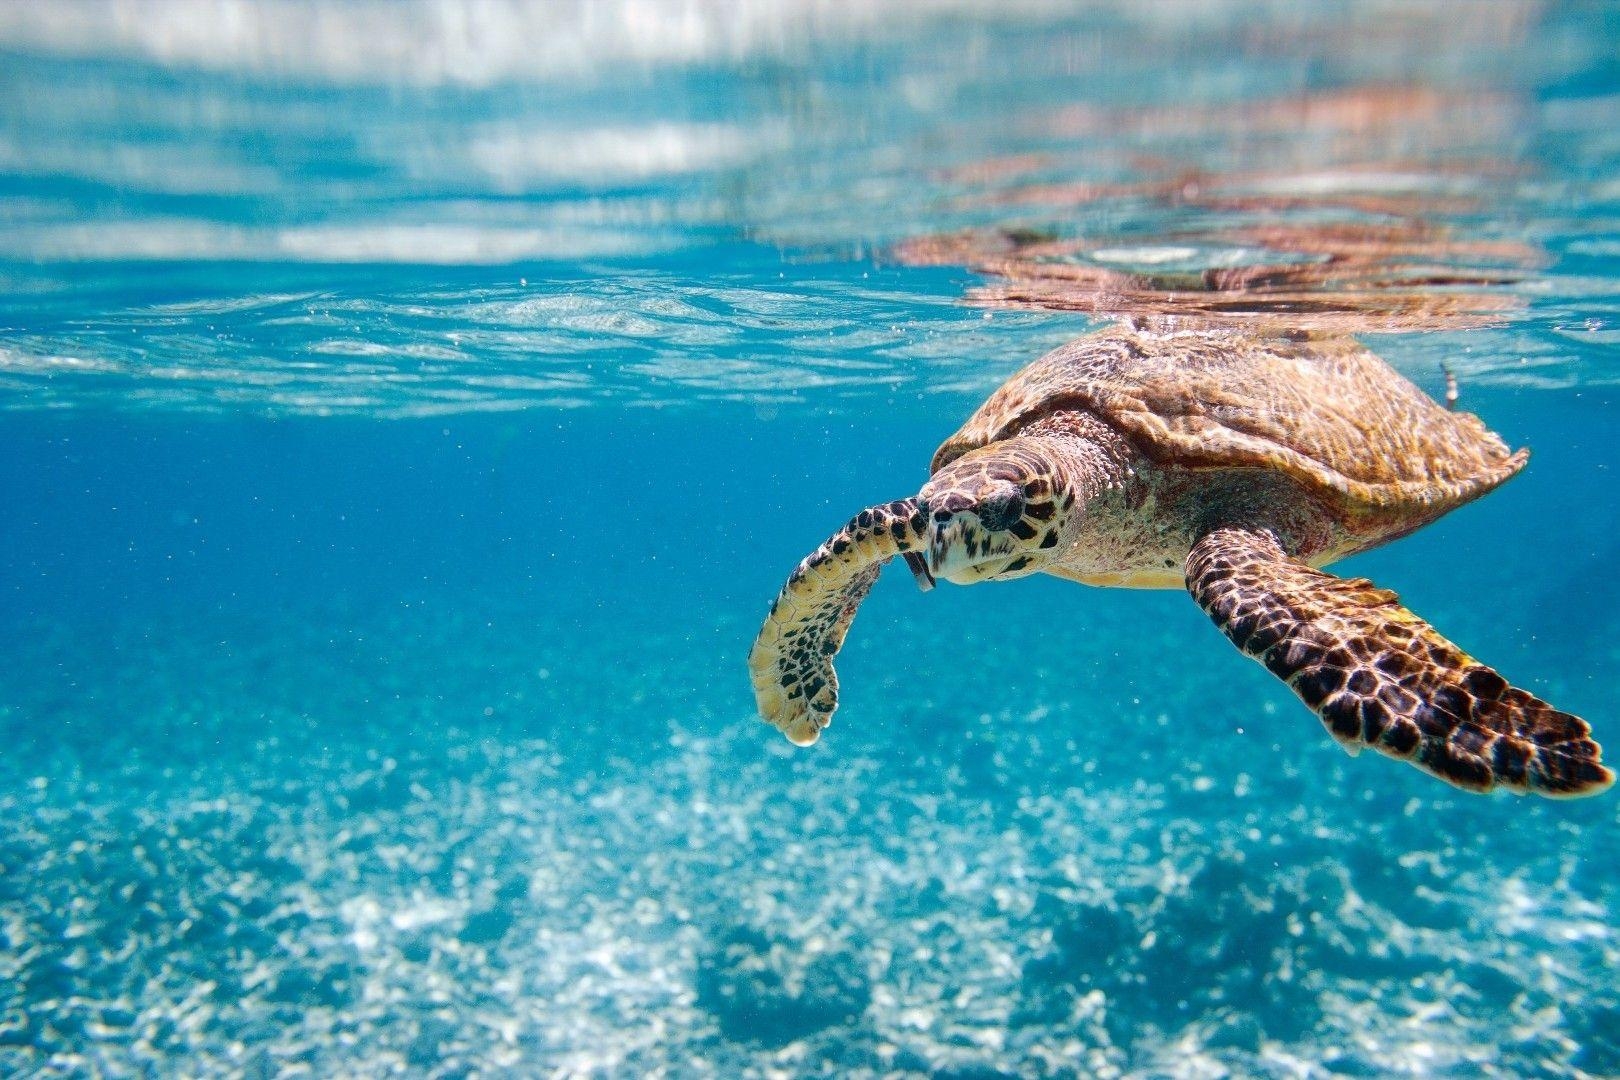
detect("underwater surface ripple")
[2,2,1620,1077]
[0,257,1079,415]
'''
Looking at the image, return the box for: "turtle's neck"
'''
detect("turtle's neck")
[1004,408,1134,496]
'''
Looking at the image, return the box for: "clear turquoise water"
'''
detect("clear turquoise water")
[3,3,1619,1076]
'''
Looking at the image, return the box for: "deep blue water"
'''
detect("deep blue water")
[3,3,1620,1077]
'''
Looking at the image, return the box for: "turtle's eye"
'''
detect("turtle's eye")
[977,485,1025,531]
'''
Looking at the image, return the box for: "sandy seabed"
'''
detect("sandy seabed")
[2,588,1617,1079]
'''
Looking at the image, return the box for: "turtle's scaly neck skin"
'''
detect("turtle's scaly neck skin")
[1005,411,1183,587]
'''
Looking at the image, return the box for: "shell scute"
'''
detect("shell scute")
[932,326,1526,518]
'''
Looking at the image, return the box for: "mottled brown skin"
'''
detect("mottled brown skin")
[1188,527,1610,796]
[748,322,1612,797]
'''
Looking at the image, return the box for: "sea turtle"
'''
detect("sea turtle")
[747,322,1612,797]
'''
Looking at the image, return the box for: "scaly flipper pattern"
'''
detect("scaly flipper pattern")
[1186,525,1613,797]
[749,499,928,746]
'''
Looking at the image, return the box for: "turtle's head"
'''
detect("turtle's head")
[916,440,1074,586]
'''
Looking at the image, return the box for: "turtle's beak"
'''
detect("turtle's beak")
[903,551,935,592]
[924,510,1022,585]
[927,514,967,582]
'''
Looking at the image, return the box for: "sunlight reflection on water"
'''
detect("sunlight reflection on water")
[0,0,1616,410]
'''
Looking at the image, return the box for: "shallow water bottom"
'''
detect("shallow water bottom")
[4,594,1618,1078]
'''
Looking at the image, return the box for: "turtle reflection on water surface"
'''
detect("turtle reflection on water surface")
[748,323,1612,798]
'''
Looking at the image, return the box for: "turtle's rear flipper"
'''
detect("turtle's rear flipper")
[1186,525,1613,797]
[749,499,928,746]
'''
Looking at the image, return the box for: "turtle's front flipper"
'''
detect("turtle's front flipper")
[750,499,929,746]
[1186,525,1613,797]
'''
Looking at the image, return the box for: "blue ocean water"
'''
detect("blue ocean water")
[2,3,1620,1076]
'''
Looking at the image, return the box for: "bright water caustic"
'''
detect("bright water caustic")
[3,3,1620,1077]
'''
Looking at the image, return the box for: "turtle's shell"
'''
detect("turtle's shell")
[932,325,1526,523]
